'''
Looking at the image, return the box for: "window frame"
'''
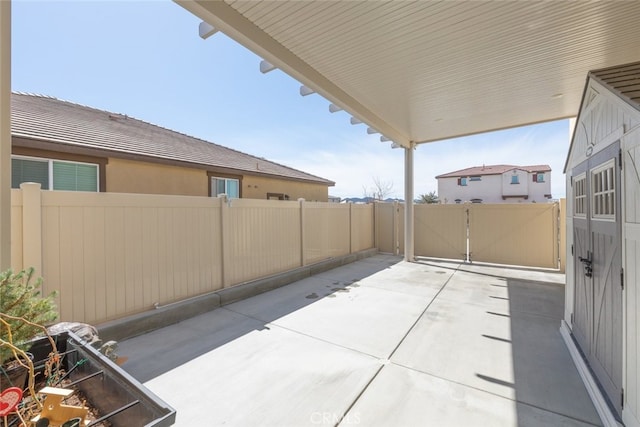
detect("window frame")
[11,155,100,192]
[209,175,241,198]
[573,173,587,218]
[533,172,545,183]
[510,174,520,185]
[591,160,616,221]
[457,177,468,186]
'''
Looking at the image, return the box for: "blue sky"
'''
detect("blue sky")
[11,1,570,199]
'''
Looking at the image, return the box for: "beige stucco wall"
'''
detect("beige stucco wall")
[106,158,208,196]
[242,175,329,202]
[105,157,330,201]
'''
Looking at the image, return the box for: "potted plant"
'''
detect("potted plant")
[0,267,58,393]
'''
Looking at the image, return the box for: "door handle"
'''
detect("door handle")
[579,253,593,278]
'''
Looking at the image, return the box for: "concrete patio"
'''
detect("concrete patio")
[119,254,601,426]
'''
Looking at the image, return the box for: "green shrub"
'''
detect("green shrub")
[0,268,58,364]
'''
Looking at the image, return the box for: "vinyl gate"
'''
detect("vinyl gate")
[378,202,561,270]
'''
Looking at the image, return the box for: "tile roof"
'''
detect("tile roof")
[436,164,551,179]
[589,61,640,112]
[11,93,334,185]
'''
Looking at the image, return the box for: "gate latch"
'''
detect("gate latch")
[579,252,593,278]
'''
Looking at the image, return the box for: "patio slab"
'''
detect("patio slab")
[345,363,596,427]
[356,259,456,298]
[226,272,434,359]
[119,254,602,426]
[392,275,600,424]
[145,325,382,426]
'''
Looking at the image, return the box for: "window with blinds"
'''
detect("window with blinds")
[52,161,98,191]
[12,158,49,189]
[11,156,98,192]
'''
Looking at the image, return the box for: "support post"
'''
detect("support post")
[0,0,11,270]
[393,200,399,255]
[404,143,415,262]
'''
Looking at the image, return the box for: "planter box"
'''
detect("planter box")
[29,332,176,426]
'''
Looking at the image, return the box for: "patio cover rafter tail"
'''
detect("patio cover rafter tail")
[176,0,411,148]
[175,0,640,145]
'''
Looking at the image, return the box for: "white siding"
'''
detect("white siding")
[502,169,530,198]
[438,169,551,204]
[623,126,640,427]
[567,77,640,427]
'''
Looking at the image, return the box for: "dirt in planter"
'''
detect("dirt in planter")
[12,373,112,427]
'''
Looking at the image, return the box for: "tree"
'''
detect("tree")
[417,191,439,204]
[362,177,394,201]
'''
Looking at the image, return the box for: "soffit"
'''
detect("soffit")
[177,1,640,147]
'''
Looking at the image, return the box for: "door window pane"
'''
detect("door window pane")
[574,174,586,217]
[591,161,615,219]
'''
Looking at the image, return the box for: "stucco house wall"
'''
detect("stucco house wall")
[437,164,551,204]
[106,158,208,196]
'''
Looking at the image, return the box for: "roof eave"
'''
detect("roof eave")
[11,134,335,186]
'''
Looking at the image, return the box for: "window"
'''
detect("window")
[211,177,239,198]
[267,193,289,201]
[533,173,545,183]
[469,176,481,182]
[11,157,98,192]
[52,161,98,191]
[12,157,48,189]
[591,161,615,219]
[457,177,467,186]
[511,175,519,184]
[574,174,586,217]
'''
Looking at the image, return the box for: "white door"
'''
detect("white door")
[572,141,623,415]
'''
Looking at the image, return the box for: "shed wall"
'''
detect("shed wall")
[566,77,640,427]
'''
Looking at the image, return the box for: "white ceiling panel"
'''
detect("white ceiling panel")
[177,1,640,147]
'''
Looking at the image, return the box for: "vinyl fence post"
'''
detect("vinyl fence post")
[299,198,306,267]
[349,202,354,254]
[218,194,228,287]
[20,182,42,275]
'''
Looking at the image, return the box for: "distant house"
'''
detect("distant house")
[10,93,334,201]
[436,164,552,204]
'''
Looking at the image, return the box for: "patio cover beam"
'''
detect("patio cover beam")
[175,0,411,148]
[0,0,10,270]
